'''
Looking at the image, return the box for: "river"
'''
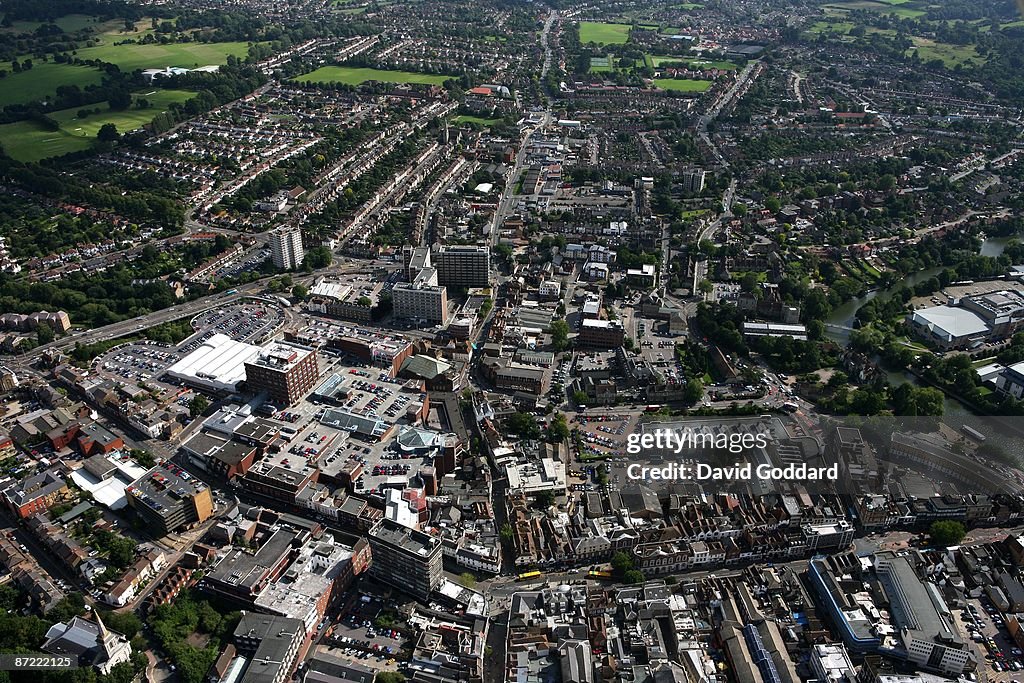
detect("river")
[825,235,1013,342]
[823,236,1019,430]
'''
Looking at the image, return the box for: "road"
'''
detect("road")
[540,11,557,80]
[695,60,761,169]
[8,260,384,370]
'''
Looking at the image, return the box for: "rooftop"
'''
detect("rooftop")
[369,518,439,557]
[247,341,316,373]
[127,463,206,515]
[165,333,262,392]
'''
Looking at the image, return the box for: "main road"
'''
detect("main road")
[8,261,392,370]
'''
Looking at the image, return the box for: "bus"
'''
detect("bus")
[516,570,542,582]
[782,402,799,413]
[587,570,613,580]
[644,404,663,413]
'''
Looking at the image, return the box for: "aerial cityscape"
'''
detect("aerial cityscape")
[4,0,1024,682]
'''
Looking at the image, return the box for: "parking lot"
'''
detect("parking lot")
[93,341,183,385]
[961,595,1024,681]
[213,247,271,281]
[572,412,639,461]
[320,591,409,675]
[188,301,285,347]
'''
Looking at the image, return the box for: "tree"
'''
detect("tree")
[683,378,703,404]
[622,569,646,585]
[293,284,309,300]
[533,490,555,509]
[130,449,155,468]
[97,123,119,142]
[929,520,966,547]
[458,572,477,588]
[550,319,570,351]
[698,279,713,296]
[108,89,132,110]
[499,523,514,547]
[190,394,209,418]
[36,322,54,345]
[548,413,569,442]
[611,551,635,577]
[47,593,86,622]
[507,412,540,439]
[572,390,589,405]
[101,610,142,639]
[303,246,333,269]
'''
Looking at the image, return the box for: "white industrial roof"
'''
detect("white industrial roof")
[165,333,262,393]
[309,280,350,300]
[911,306,988,341]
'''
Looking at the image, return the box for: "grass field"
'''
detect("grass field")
[0,62,106,108]
[647,54,736,70]
[73,41,254,72]
[0,89,194,162]
[906,37,982,66]
[652,78,712,92]
[95,17,159,45]
[578,21,631,44]
[823,0,924,15]
[884,6,926,17]
[453,115,501,126]
[294,66,452,85]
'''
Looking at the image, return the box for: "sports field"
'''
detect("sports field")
[0,90,194,162]
[294,66,452,85]
[0,62,106,108]
[578,22,631,44]
[647,54,736,70]
[73,41,254,72]
[652,78,712,92]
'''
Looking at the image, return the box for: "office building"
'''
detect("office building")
[578,319,625,349]
[269,227,305,270]
[393,268,449,324]
[875,553,971,675]
[367,519,443,600]
[125,464,214,536]
[233,613,305,683]
[205,528,296,602]
[809,643,856,683]
[245,341,319,406]
[434,246,490,288]
[2,469,68,519]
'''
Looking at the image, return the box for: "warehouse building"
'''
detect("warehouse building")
[165,333,262,394]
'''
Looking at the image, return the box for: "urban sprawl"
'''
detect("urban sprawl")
[5,0,1024,682]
